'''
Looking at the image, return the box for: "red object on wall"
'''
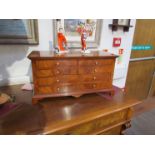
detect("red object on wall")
[113,38,121,47]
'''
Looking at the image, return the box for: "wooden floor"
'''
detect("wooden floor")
[125,108,155,135]
[125,97,155,135]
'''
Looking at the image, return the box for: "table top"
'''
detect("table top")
[28,50,118,60]
[0,85,141,135]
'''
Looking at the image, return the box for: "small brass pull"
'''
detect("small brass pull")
[56,70,60,74]
[56,62,60,66]
[94,69,97,73]
[93,84,96,88]
[93,76,96,80]
[95,61,98,65]
[57,88,60,91]
[56,79,60,82]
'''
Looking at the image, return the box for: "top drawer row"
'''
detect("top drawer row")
[36,59,114,70]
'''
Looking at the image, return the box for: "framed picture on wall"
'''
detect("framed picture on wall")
[0,19,39,44]
[117,19,130,26]
[53,19,102,49]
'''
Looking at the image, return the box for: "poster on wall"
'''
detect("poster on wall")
[0,19,39,44]
[53,19,102,49]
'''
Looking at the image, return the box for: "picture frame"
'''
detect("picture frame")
[53,19,102,49]
[0,19,39,44]
[117,19,130,26]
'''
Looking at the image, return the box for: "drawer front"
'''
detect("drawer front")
[37,75,79,86]
[36,60,77,70]
[36,60,53,69]
[99,125,122,135]
[55,109,128,135]
[79,59,114,66]
[79,73,112,83]
[36,70,54,78]
[53,67,78,75]
[80,82,112,90]
[55,75,79,84]
[53,60,77,67]
[37,86,54,94]
[53,84,79,94]
[79,66,113,74]
[37,78,55,86]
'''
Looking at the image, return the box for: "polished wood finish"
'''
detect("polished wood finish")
[28,51,117,104]
[0,84,141,135]
[126,19,155,100]
[126,60,155,100]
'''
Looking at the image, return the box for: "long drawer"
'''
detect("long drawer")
[79,73,112,83]
[36,84,79,94]
[80,82,112,90]
[79,66,113,74]
[35,67,78,78]
[53,109,128,135]
[36,60,77,70]
[79,59,114,66]
[37,75,79,86]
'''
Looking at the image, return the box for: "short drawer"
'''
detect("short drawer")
[55,109,128,135]
[35,70,54,78]
[80,82,112,90]
[53,84,79,94]
[37,75,79,86]
[79,73,112,83]
[53,60,77,67]
[53,67,78,75]
[36,86,54,94]
[79,66,113,74]
[36,60,54,69]
[37,78,55,86]
[55,75,79,84]
[79,59,114,66]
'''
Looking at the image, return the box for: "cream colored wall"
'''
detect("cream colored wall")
[0,19,136,88]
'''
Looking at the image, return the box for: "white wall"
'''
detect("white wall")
[0,19,136,88]
[98,19,136,88]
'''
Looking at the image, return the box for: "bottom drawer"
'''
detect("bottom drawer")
[99,125,122,135]
[36,84,79,95]
[53,84,79,94]
[80,82,112,91]
[37,86,54,94]
[53,109,128,135]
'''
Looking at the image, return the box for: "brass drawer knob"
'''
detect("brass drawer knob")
[93,84,96,88]
[94,69,97,73]
[56,79,60,82]
[93,76,96,80]
[56,62,60,66]
[95,61,98,65]
[57,88,60,91]
[56,70,60,74]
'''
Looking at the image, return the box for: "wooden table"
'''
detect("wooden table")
[0,85,141,135]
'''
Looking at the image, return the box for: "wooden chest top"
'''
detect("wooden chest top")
[28,50,118,60]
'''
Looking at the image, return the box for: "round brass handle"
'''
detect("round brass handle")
[56,70,60,74]
[95,61,98,65]
[56,62,60,66]
[93,76,96,80]
[56,79,60,82]
[94,69,97,73]
[57,87,60,91]
[93,84,96,88]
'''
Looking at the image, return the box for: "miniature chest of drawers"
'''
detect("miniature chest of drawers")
[28,51,117,104]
